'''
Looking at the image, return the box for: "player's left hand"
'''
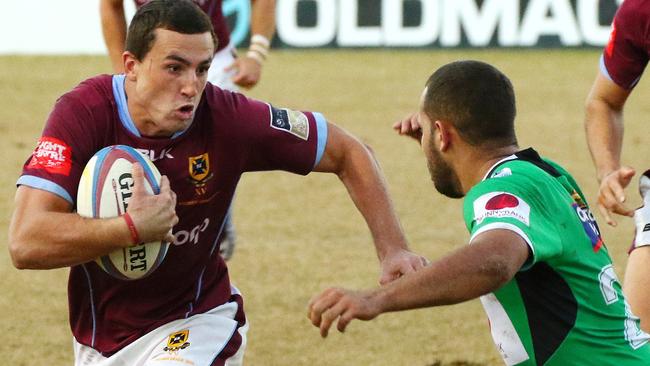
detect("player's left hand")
[379,249,429,285]
[392,112,422,142]
[307,287,382,338]
[225,56,262,89]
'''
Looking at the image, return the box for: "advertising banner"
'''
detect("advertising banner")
[226,0,622,48]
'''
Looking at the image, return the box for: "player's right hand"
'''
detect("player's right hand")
[392,112,422,143]
[597,166,636,226]
[307,287,382,338]
[126,163,178,244]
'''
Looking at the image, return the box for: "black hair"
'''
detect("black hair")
[126,0,217,61]
[424,60,517,147]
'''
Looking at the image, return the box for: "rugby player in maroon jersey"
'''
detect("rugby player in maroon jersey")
[101,0,277,261]
[8,1,427,364]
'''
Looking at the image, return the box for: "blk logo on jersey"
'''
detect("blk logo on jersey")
[136,147,173,162]
[27,136,72,175]
[473,192,530,226]
[270,106,309,140]
[491,168,512,178]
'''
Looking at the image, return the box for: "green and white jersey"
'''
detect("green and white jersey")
[463,148,650,365]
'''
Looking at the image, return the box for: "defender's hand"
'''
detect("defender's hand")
[225,57,262,89]
[379,249,429,285]
[392,113,422,143]
[598,166,636,226]
[308,287,381,338]
[126,163,178,244]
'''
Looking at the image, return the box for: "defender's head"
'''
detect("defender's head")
[418,61,518,198]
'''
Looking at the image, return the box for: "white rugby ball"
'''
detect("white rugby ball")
[77,145,169,280]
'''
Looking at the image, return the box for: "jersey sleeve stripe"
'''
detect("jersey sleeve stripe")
[313,112,328,168]
[469,222,536,271]
[599,54,615,84]
[17,175,74,204]
[600,54,642,89]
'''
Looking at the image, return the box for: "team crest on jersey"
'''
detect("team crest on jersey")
[473,192,530,226]
[571,191,603,252]
[27,136,72,175]
[270,106,309,140]
[163,329,191,354]
[188,153,213,196]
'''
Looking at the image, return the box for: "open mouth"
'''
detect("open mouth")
[176,104,195,119]
[179,104,194,114]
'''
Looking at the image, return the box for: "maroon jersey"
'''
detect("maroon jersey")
[602,0,650,89]
[134,0,230,52]
[18,74,328,355]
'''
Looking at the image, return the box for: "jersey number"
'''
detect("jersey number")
[599,264,648,349]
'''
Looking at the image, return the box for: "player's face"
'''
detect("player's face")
[419,98,464,199]
[129,29,214,137]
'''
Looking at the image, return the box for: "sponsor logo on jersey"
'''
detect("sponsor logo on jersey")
[27,136,72,175]
[571,191,603,252]
[270,106,309,140]
[173,218,210,246]
[473,192,530,226]
[188,153,213,196]
[163,329,191,354]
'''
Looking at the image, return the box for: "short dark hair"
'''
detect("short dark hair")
[126,0,217,61]
[423,60,517,147]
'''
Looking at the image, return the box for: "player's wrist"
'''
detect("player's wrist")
[122,212,141,245]
[246,34,270,66]
[597,168,620,182]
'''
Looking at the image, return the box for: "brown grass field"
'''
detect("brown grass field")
[2,50,650,365]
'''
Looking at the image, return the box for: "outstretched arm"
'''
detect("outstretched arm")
[308,229,529,337]
[314,122,428,284]
[100,0,128,74]
[9,164,177,269]
[584,72,633,226]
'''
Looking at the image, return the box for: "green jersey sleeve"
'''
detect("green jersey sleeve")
[463,176,564,269]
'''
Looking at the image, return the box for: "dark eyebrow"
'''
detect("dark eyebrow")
[165,54,213,68]
[199,58,212,68]
[165,54,191,66]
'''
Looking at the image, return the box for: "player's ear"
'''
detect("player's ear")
[123,51,138,80]
[434,120,452,152]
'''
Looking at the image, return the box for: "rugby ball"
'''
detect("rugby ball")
[77,145,169,280]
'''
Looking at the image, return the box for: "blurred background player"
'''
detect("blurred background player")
[100,0,276,260]
[584,0,650,332]
[308,60,650,365]
[9,1,426,364]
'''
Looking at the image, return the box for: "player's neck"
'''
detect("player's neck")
[458,144,519,193]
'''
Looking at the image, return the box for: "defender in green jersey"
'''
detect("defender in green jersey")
[307,61,650,365]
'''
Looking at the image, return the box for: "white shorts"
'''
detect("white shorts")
[208,42,239,92]
[73,294,248,366]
